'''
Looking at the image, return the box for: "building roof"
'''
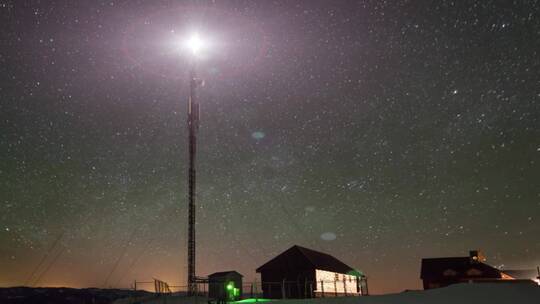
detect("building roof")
[208,271,243,278]
[502,269,539,280]
[420,257,502,280]
[256,245,362,276]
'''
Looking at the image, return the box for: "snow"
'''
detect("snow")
[114,283,540,304]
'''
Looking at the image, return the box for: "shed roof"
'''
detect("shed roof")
[256,245,361,276]
[208,271,243,278]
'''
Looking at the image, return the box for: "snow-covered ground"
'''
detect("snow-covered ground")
[114,283,540,304]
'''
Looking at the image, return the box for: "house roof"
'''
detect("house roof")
[256,245,362,276]
[208,271,243,278]
[501,269,539,280]
[420,257,502,280]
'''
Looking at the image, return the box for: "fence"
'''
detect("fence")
[133,279,368,299]
[256,279,368,299]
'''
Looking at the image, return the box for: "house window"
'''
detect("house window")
[466,268,483,276]
[443,269,457,277]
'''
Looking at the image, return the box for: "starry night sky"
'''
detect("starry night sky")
[1,0,539,294]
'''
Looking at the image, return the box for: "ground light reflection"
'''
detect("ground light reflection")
[233,299,274,304]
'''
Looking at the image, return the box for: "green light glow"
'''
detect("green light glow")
[225,281,240,301]
[233,299,274,303]
[347,269,365,277]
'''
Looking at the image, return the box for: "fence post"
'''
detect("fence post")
[364,277,369,296]
[334,277,337,297]
[134,280,137,291]
[281,279,286,299]
[320,280,324,298]
[288,281,291,299]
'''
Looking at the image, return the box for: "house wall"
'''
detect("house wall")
[315,269,360,295]
[260,268,315,299]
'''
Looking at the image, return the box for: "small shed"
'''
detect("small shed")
[208,271,243,301]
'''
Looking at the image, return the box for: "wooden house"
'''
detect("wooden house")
[256,245,367,298]
[421,250,538,289]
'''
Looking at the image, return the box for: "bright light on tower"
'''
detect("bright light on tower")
[185,32,205,56]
